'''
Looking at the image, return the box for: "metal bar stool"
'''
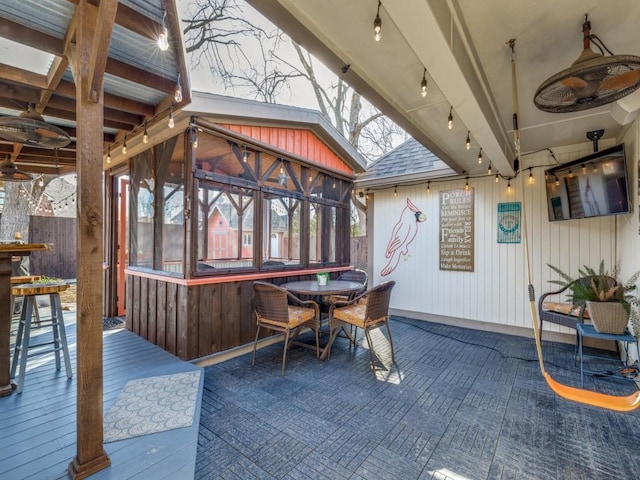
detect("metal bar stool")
[10,282,72,393]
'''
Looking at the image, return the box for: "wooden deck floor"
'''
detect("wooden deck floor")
[0,309,203,480]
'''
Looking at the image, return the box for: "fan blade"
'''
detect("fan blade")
[600,68,640,92]
[561,77,589,90]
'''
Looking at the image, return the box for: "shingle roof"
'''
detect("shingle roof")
[356,137,455,188]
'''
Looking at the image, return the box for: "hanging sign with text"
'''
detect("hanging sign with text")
[439,188,474,271]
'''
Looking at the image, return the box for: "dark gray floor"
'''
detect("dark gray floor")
[196,317,640,480]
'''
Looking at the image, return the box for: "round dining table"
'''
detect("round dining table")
[280,280,364,297]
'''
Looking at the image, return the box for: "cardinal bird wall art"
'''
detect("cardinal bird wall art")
[381,198,426,276]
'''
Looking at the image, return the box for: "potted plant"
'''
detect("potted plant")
[548,260,640,336]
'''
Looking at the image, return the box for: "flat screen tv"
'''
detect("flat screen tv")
[545,143,631,221]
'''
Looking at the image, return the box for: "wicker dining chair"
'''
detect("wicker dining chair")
[325,280,396,372]
[252,281,320,375]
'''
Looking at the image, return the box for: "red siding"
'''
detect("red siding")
[220,124,353,174]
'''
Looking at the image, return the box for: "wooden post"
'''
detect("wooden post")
[67,1,116,478]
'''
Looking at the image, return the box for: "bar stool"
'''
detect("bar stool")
[10,282,72,393]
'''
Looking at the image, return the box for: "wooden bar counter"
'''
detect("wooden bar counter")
[0,243,50,396]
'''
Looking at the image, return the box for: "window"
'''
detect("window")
[127,125,352,277]
[263,194,301,266]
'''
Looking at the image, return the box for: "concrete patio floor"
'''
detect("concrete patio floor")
[196,316,640,480]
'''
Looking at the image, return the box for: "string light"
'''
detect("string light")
[107,145,111,164]
[447,106,453,130]
[528,168,534,184]
[122,135,127,155]
[544,171,549,181]
[242,145,248,162]
[420,68,428,97]
[332,178,336,189]
[554,175,560,186]
[427,181,431,194]
[158,9,169,51]
[365,189,369,200]
[464,177,470,191]
[373,1,382,41]
[38,176,44,187]
[495,174,499,183]
[394,185,398,197]
[190,127,198,148]
[507,180,512,192]
[487,162,492,175]
[465,131,471,150]
[477,148,483,164]
[174,72,183,103]
[581,164,587,175]
[143,121,148,144]
[168,104,174,128]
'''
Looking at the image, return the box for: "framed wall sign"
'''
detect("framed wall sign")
[439,188,474,271]
[497,202,521,244]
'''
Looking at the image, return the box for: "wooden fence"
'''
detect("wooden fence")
[28,216,77,280]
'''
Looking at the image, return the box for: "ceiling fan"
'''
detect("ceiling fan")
[534,15,640,113]
[0,155,32,182]
[0,104,71,148]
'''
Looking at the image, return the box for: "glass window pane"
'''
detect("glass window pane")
[196,181,254,272]
[263,195,301,266]
[309,202,336,264]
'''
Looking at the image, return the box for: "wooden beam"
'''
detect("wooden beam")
[0,64,47,89]
[0,17,64,56]
[106,57,173,94]
[88,0,117,102]
[55,80,156,117]
[66,1,110,478]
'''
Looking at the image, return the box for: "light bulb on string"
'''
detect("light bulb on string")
[158,9,169,51]
[38,176,44,188]
[168,105,174,128]
[174,72,183,103]
[107,146,111,164]
[394,185,398,197]
[507,180,512,192]
[477,148,483,164]
[373,1,382,41]
[581,164,587,175]
[465,131,471,150]
[464,177,470,191]
[528,168,534,184]
[122,135,127,155]
[427,181,431,194]
[242,145,248,162]
[495,174,499,183]
[487,163,492,175]
[447,106,453,130]
[191,127,198,148]
[143,121,148,144]
[420,68,427,97]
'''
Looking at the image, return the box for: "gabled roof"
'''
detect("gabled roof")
[356,137,455,188]
[181,91,367,174]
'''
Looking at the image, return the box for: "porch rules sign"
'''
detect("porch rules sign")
[439,188,474,271]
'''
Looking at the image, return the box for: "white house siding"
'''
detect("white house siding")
[370,136,633,341]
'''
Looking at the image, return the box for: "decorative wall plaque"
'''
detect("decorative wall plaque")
[439,188,474,271]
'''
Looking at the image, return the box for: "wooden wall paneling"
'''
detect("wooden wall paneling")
[197,283,215,357]
[132,275,141,335]
[125,274,133,331]
[176,283,190,360]
[139,276,148,340]
[156,280,167,350]
[239,280,254,345]
[147,278,157,345]
[220,282,241,350]
[166,281,177,355]
[210,283,223,354]
[186,284,201,359]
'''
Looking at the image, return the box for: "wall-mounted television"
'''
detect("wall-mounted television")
[545,143,631,222]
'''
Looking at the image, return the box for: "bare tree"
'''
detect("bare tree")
[182,0,406,162]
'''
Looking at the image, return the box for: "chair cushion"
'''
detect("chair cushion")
[542,301,589,319]
[259,305,316,329]
[332,303,384,328]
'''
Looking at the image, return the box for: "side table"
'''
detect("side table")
[576,323,639,387]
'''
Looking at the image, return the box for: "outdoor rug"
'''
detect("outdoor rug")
[104,370,201,443]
